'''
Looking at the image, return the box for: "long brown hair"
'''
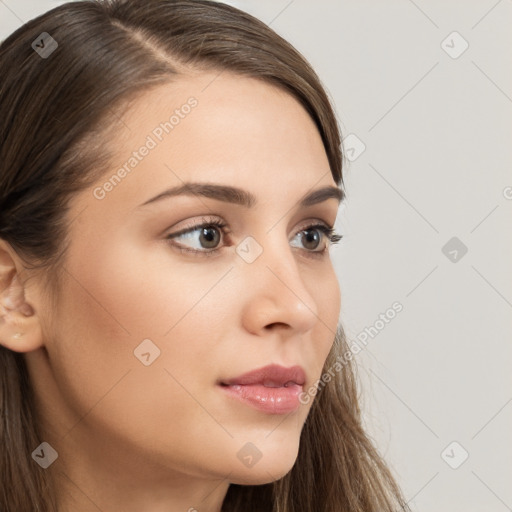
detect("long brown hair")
[0,1,410,510]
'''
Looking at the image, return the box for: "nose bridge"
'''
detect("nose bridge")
[239,228,319,333]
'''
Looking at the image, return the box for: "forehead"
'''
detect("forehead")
[74,71,335,218]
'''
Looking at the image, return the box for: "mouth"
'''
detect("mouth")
[218,364,306,415]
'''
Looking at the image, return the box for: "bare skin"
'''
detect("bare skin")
[0,70,342,512]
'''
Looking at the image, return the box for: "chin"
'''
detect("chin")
[230,463,296,486]
[228,441,299,486]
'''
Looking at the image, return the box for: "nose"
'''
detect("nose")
[240,237,320,338]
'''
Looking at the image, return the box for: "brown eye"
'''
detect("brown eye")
[165,218,229,255]
[197,226,221,249]
[290,223,342,256]
[301,228,322,251]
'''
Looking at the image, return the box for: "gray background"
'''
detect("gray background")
[1,1,511,510]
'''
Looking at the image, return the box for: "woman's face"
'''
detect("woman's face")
[26,71,342,496]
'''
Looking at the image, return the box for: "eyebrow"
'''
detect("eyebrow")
[138,182,345,209]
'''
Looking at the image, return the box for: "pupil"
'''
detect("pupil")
[304,229,320,249]
[201,227,220,248]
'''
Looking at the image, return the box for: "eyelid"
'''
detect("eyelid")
[167,216,230,238]
[165,215,341,256]
[168,215,333,236]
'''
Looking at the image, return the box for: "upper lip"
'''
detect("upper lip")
[219,364,306,387]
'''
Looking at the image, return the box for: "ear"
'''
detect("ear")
[0,239,43,353]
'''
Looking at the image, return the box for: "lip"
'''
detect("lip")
[218,364,306,415]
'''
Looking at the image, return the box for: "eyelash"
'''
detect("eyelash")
[165,217,343,259]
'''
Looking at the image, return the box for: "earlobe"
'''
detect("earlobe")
[0,243,44,353]
[0,296,43,353]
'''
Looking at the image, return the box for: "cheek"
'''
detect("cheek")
[55,234,340,385]
[308,261,341,322]
[319,264,341,324]
[47,243,238,465]
[52,239,230,403]
[306,264,341,372]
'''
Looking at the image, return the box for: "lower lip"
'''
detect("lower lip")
[219,383,303,414]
